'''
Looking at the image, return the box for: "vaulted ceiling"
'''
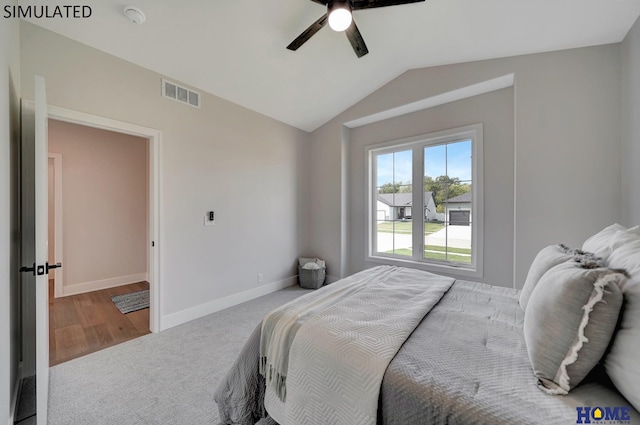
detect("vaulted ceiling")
[24,0,640,132]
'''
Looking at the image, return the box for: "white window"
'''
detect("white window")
[367,124,483,278]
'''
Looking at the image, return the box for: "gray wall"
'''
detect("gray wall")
[348,88,514,287]
[621,16,640,226]
[309,44,622,288]
[0,4,21,423]
[20,22,312,321]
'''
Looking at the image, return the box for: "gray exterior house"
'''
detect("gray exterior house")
[376,192,437,221]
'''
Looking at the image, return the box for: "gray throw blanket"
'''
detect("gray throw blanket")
[260,265,454,425]
[259,266,399,400]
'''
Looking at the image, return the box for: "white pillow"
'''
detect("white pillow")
[609,226,640,253]
[582,223,627,261]
[605,238,640,412]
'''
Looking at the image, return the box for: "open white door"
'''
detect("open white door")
[34,75,51,425]
[20,75,54,424]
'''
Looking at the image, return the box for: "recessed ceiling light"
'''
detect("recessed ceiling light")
[124,6,146,24]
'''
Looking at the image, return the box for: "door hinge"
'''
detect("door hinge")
[152,241,155,247]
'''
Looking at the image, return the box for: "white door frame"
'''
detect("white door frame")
[48,153,64,297]
[26,102,164,333]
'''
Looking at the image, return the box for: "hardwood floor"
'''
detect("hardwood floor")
[49,280,150,366]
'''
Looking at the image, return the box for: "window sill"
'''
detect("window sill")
[366,254,483,279]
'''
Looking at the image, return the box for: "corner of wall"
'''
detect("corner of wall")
[340,125,350,278]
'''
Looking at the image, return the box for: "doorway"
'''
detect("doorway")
[18,89,162,425]
[42,105,162,336]
[47,119,152,365]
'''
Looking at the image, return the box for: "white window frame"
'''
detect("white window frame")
[366,123,484,278]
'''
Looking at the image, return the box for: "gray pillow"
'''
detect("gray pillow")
[524,261,625,394]
[520,245,574,311]
[520,244,604,311]
[604,231,640,412]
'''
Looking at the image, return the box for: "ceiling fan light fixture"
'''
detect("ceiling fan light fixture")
[327,0,352,32]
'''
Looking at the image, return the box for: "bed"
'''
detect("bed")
[215,225,640,425]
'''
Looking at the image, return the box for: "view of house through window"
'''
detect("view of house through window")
[423,140,472,263]
[370,125,481,271]
[375,149,413,257]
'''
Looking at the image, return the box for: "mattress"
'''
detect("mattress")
[215,279,639,424]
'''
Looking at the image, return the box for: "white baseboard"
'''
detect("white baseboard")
[62,273,148,297]
[161,275,298,331]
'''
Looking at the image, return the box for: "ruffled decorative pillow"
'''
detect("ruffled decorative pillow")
[524,261,625,394]
[519,244,604,311]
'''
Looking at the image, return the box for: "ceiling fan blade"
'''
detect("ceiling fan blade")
[351,0,424,10]
[345,20,369,58]
[287,13,328,51]
[309,0,328,5]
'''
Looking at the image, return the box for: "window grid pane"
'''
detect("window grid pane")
[375,150,412,257]
[423,140,472,265]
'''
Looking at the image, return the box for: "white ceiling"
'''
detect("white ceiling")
[24,0,640,132]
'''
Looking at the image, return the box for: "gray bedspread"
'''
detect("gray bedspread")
[215,279,640,425]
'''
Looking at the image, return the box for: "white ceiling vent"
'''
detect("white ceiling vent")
[162,79,200,108]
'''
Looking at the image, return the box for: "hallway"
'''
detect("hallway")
[49,281,150,366]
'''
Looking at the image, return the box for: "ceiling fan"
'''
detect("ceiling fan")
[287,0,425,58]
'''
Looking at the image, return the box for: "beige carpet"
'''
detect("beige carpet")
[48,285,311,425]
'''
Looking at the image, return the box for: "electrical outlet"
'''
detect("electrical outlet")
[257,273,264,284]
